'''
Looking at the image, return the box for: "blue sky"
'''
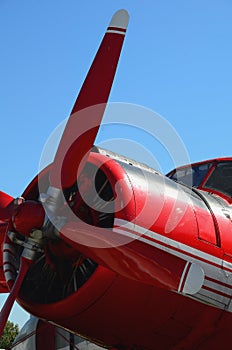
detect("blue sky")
[1,0,232,328]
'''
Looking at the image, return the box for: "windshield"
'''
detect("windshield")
[168,163,213,187]
[203,161,232,197]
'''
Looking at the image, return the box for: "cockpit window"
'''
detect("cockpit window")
[203,162,232,197]
[168,162,213,187]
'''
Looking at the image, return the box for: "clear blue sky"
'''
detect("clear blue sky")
[1,0,232,328]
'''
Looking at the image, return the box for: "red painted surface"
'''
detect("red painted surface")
[0,191,15,222]
[12,200,45,236]
[50,22,128,190]
[14,152,232,349]
[0,256,33,336]
[36,320,56,350]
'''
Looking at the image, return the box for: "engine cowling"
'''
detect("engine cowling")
[6,148,201,321]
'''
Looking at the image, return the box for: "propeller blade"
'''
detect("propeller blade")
[0,191,15,222]
[49,9,129,190]
[0,256,33,337]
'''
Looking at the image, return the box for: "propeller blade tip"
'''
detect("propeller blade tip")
[109,9,129,30]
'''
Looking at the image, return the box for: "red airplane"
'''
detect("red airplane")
[1,9,232,350]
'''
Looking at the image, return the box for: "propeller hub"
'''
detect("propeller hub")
[12,200,45,236]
